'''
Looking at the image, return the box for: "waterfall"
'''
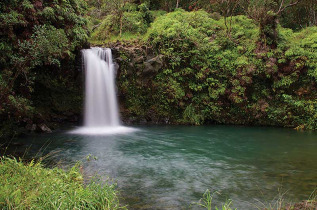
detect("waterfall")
[70,47,136,135]
[83,48,120,127]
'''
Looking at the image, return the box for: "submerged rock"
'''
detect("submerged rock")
[26,124,37,132]
[38,124,52,133]
[285,200,317,210]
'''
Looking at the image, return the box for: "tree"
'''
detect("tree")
[176,0,180,8]
[242,0,300,47]
[0,0,89,138]
[280,0,316,29]
[210,0,242,37]
[102,0,132,37]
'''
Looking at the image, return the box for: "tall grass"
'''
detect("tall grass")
[193,190,236,210]
[252,187,289,210]
[0,157,126,209]
[252,188,317,210]
[194,189,317,210]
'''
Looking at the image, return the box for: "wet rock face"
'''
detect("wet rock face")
[143,55,164,75]
[111,44,164,79]
[25,123,52,133]
[106,42,168,124]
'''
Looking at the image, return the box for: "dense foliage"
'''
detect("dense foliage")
[165,0,316,30]
[0,157,124,209]
[116,10,317,129]
[88,0,316,34]
[0,0,89,138]
[88,1,166,43]
[0,0,316,136]
[89,0,316,48]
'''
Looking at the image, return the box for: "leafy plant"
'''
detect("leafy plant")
[0,157,125,209]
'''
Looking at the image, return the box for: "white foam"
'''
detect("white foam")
[69,126,138,136]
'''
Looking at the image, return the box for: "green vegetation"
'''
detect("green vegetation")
[194,190,236,210]
[2,156,315,210]
[0,157,125,209]
[0,0,316,135]
[88,1,166,44]
[113,9,317,129]
[193,189,317,210]
[0,0,89,139]
[1,1,316,209]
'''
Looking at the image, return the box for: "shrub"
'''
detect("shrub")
[0,0,89,138]
[117,9,317,129]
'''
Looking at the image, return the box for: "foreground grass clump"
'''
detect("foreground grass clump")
[0,157,125,210]
[195,189,317,210]
[194,190,236,210]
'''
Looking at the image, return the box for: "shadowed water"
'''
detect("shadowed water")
[5,125,317,209]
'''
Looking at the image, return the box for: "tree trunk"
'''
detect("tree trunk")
[259,14,278,48]
[176,0,179,8]
[120,14,123,37]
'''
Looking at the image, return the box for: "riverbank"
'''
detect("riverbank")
[1,156,316,210]
[0,157,125,209]
[1,125,317,209]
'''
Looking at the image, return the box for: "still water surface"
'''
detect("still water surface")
[7,126,317,209]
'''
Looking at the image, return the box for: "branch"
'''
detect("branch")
[92,23,102,31]
[276,0,300,15]
[277,0,285,14]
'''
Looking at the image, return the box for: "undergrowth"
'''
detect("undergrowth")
[115,9,317,129]
[0,157,125,210]
[195,189,317,210]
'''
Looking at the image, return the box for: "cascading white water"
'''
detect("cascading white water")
[83,48,120,127]
[70,47,136,135]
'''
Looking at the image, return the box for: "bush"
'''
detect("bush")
[117,9,317,129]
[91,15,116,40]
[0,0,89,139]
[122,11,149,34]
[90,3,155,42]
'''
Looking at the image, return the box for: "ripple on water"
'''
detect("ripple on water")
[8,125,317,209]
